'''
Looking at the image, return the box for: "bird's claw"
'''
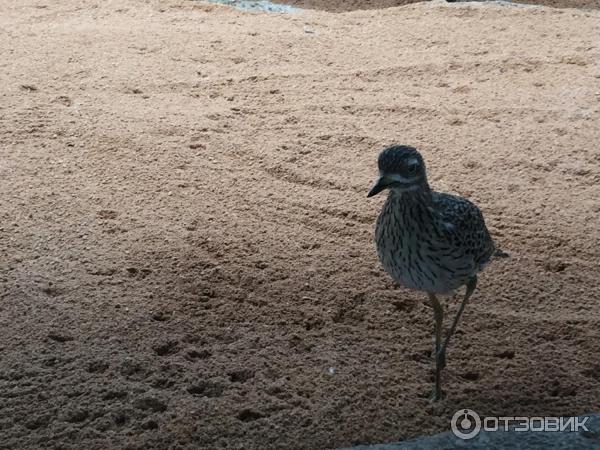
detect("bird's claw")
[429,388,444,403]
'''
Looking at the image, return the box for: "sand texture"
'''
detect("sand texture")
[1,0,600,448]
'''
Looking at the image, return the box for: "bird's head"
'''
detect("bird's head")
[367,145,429,197]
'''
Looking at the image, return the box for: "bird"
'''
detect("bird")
[367,144,505,401]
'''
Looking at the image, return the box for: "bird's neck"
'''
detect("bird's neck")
[382,186,435,232]
[389,184,433,207]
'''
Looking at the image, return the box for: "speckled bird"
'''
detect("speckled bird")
[368,145,505,401]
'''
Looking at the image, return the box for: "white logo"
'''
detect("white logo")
[451,410,590,440]
[451,409,481,440]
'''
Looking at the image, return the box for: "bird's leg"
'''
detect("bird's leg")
[437,275,477,369]
[429,293,444,402]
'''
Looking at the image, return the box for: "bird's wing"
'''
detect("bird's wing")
[431,192,496,270]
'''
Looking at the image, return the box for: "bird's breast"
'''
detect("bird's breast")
[374,200,471,294]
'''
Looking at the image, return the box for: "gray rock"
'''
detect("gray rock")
[204,0,302,13]
[338,413,600,450]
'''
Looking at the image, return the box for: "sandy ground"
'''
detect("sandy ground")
[1,0,600,449]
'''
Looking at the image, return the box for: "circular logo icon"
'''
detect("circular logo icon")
[451,409,482,440]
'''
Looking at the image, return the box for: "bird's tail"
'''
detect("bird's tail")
[493,248,510,258]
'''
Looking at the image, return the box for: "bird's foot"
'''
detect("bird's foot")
[429,387,444,403]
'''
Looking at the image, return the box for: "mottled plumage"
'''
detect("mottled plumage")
[368,144,503,401]
[375,189,495,295]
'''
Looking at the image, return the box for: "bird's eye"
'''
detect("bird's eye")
[407,163,419,175]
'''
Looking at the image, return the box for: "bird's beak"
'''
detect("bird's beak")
[367,176,389,198]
